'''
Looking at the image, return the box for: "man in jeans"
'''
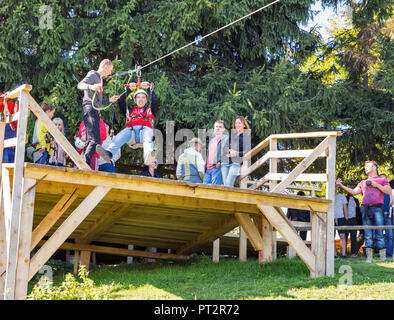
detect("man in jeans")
[336,161,391,262]
[77,59,119,167]
[203,120,226,185]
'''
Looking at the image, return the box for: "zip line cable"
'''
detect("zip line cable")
[96,0,280,110]
[110,0,280,78]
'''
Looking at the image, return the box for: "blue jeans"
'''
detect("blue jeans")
[107,126,154,161]
[2,149,15,163]
[98,162,115,173]
[221,163,240,187]
[362,205,385,250]
[203,167,223,185]
[384,213,393,257]
[35,150,49,165]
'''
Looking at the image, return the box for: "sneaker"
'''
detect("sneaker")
[341,255,347,259]
[96,145,112,163]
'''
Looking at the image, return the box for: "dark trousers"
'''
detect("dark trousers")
[345,217,358,255]
[82,105,101,167]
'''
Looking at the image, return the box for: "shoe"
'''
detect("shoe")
[341,255,347,259]
[96,145,112,163]
[351,254,357,258]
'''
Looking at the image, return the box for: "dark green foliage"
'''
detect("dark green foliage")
[0,0,392,179]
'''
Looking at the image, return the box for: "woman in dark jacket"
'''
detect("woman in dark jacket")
[221,116,251,187]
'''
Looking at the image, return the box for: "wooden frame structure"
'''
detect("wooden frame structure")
[0,85,339,300]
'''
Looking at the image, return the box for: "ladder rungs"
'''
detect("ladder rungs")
[4,138,17,148]
[1,112,19,124]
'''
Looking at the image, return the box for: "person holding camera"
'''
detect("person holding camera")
[336,161,391,263]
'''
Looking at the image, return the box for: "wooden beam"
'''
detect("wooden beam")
[271,136,330,194]
[212,238,220,262]
[0,184,5,298]
[0,123,6,165]
[76,203,130,244]
[28,186,111,281]
[257,204,315,274]
[325,136,337,277]
[269,131,342,140]
[36,240,190,261]
[14,178,36,300]
[27,95,91,170]
[4,89,30,300]
[240,152,271,180]
[311,212,326,278]
[268,149,326,159]
[31,191,79,251]
[22,165,330,213]
[6,84,32,100]
[234,213,262,251]
[177,215,239,255]
[268,173,327,182]
[249,174,269,190]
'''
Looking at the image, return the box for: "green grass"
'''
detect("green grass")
[28,255,394,300]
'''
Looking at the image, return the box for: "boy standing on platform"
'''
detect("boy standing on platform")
[77,59,119,167]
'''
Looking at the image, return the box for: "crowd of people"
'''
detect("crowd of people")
[2,59,393,264]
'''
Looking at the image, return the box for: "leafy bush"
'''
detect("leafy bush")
[27,266,113,300]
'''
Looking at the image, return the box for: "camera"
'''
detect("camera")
[366,180,372,186]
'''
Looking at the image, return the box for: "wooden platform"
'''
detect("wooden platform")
[19,163,329,256]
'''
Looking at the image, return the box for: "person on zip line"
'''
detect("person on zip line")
[96,80,160,166]
[77,59,120,168]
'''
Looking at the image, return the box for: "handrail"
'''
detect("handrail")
[240,131,341,192]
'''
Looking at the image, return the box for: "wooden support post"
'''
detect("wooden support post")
[14,178,36,300]
[0,184,5,299]
[311,212,326,278]
[79,250,91,272]
[212,238,220,263]
[257,204,316,274]
[28,186,111,281]
[73,250,80,275]
[261,216,274,262]
[238,227,247,261]
[4,89,30,300]
[325,136,336,277]
[30,191,78,251]
[234,213,262,251]
[239,158,249,262]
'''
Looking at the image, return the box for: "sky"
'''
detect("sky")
[301,0,348,42]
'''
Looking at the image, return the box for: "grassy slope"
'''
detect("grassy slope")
[78,255,394,300]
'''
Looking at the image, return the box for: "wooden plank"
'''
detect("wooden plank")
[240,152,271,180]
[212,238,220,262]
[3,138,17,149]
[36,240,190,261]
[177,215,239,255]
[4,89,30,300]
[238,227,247,261]
[261,215,274,262]
[269,131,342,140]
[28,186,111,281]
[76,203,129,244]
[0,184,5,298]
[311,211,326,278]
[249,174,269,190]
[257,204,315,274]
[31,191,79,250]
[325,136,336,277]
[268,173,327,182]
[268,149,326,159]
[27,95,91,170]
[14,178,36,300]
[242,136,270,161]
[5,84,32,100]
[271,136,330,194]
[22,166,330,213]
[234,213,262,251]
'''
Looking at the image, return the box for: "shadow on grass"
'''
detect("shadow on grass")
[86,255,394,300]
